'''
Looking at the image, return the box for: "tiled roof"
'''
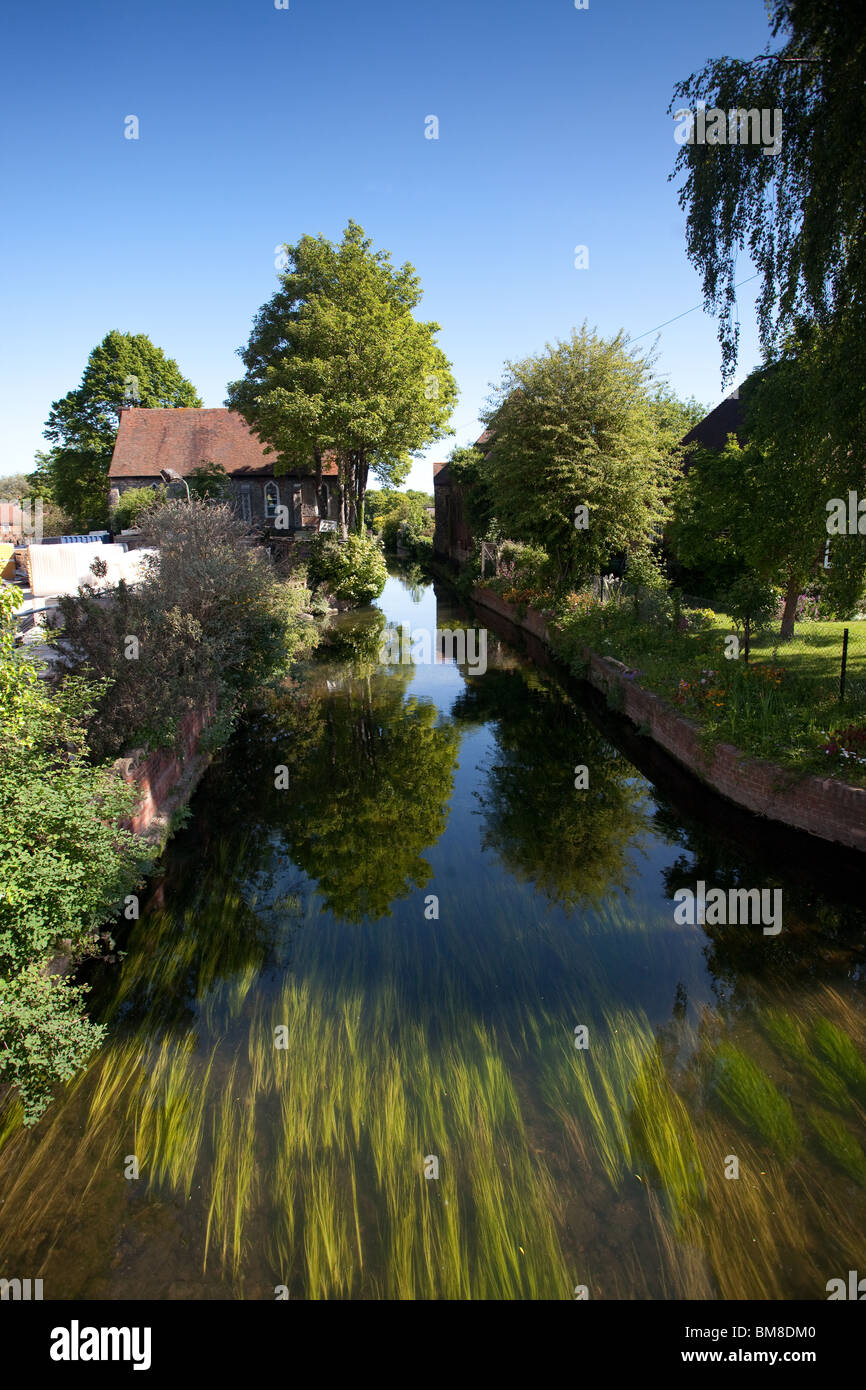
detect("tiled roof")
[108,408,338,479]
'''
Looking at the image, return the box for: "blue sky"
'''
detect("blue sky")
[0,0,775,491]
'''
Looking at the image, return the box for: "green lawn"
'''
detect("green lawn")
[549,599,866,786]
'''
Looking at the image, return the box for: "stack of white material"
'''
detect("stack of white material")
[25,543,157,598]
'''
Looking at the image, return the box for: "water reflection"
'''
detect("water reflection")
[0,566,863,1300]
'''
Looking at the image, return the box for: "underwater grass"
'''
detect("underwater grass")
[712,1043,801,1161]
[807,1108,866,1187]
[761,1009,852,1112]
[812,1019,866,1106]
[629,1048,706,1222]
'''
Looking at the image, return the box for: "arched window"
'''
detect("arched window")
[264,482,280,520]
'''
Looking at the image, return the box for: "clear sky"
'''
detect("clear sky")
[0,0,775,492]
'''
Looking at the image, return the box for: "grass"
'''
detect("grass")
[807,1108,866,1187]
[550,597,866,784]
[712,1043,801,1161]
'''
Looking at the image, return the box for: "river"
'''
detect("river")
[0,565,864,1299]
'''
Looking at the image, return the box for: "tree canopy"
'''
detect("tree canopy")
[226,221,457,534]
[40,331,201,528]
[669,0,866,455]
[478,324,678,590]
[670,338,866,635]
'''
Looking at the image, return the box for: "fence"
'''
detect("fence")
[737,620,865,707]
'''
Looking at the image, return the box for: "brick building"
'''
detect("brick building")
[108,407,339,529]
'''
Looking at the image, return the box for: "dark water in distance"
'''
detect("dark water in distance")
[0,566,864,1299]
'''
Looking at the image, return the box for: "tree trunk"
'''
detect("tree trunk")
[313,445,323,495]
[357,450,368,534]
[779,573,800,641]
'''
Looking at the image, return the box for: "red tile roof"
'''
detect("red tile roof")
[108,408,338,479]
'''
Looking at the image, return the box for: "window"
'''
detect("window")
[240,484,252,524]
[264,482,280,520]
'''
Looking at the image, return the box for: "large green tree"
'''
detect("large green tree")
[226,221,457,535]
[670,339,866,636]
[669,0,866,457]
[479,325,677,590]
[41,331,201,528]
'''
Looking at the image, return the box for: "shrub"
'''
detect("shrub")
[0,585,144,1123]
[57,500,319,757]
[724,574,779,634]
[112,485,167,531]
[0,968,108,1126]
[308,533,387,604]
[679,606,717,634]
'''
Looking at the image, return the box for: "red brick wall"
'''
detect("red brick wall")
[472,586,866,853]
[117,699,217,835]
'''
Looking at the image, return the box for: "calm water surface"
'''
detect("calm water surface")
[1,567,864,1299]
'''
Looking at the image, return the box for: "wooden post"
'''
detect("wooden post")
[840,627,849,701]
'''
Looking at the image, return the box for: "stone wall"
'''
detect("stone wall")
[471,585,866,853]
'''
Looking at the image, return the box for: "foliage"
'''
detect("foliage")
[446,444,497,540]
[669,0,866,424]
[227,221,457,533]
[56,500,319,758]
[111,485,167,531]
[307,533,387,605]
[0,586,144,1123]
[39,331,201,529]
[0,968,107,1126]
[378,492,434,553]
[723,574,779,634]
[669,343,862,638]
[479,324,677,592]
[187,460,233,501]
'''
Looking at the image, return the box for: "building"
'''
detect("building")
[432,424,495,566]
[108,407,339,530]
[680,390,746,462]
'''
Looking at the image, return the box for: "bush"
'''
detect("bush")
[0,585,145,1123]
[57,500,319,757]
[724,574,779,633]
[0,968,107,1126]
[679,606,717,634]
[112,485,167,531]
[498,542,551,592]
[308,533,387,604]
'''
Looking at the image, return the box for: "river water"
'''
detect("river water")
[1,566,864,1299]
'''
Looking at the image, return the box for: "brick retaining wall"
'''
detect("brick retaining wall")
[472,585,865,853]
[115,699,217,840]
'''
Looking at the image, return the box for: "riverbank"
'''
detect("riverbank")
[470,584,866,853]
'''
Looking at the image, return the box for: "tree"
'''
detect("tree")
[479,325,677,591]
[41,331,201,528]
[669,341,866,637]
[0,585,145,1123]
[668,0,866,457]
[226,221,457,536]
